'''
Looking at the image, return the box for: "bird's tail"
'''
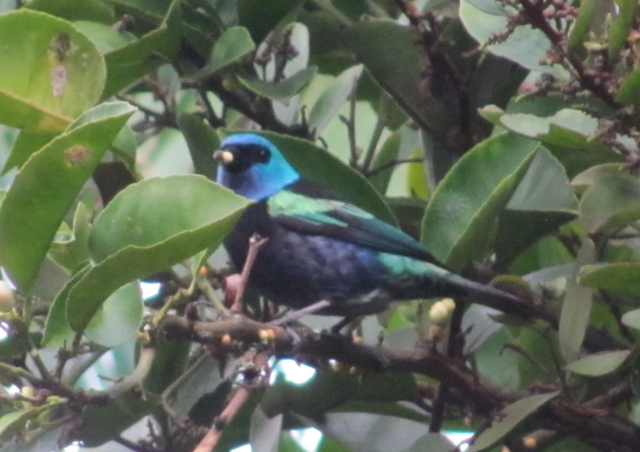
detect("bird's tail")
[443,272,536,317]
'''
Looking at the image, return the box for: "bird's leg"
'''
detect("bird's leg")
[330,316,357,334]
[270,299,332,326]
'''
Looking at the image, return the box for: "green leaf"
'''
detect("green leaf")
[608,0,635,63]
[622,308,640,330]
[24,0,116,23]
[579,175,640,233]
[579,262,640,297]
[237,0,305,44]
[101,0,181,99]
[42,264,91,348]
[177,112,219,177]
[84,281,143,347]
[567,0,596,54]
[234,131,397,225]
[318,412,430,452]
[566,350,629,376]
[74,395,154,447]
[0,399,66,443]
[165,355,228,419]
[468,392,559,452]
[73,21,135,54]
[505,149,579,214]
[616,65,640,112]
[65,175,250,332]
[238,66,318,105]
[421,132,540,271]
[368,129,403,194]
[48,201,91,273]
[195,26,255,78]
[460,1,559,74]
[570,163,627,193]
[0,10,106,131]
[345,19,453,138]
[404,433,456,452]
[559,239,595,364]
[250,407,283,452]
[1,130,57,175]
[495,148,578,266]
[261,370,417,419]
[0,101,135,290]
[480,106,620,177]
[307,64,363,137]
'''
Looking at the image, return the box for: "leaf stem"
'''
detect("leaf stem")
[361,94,390,173]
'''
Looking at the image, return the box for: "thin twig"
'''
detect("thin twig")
[342,79,360,168]
[361,94,390,173]
[196,273,228,315]
[230,234,268,313]
[153,277,198,327]
[366,158,424,178]
[196,89,225,128]
[107,346,156,398]
[63,346,109,386]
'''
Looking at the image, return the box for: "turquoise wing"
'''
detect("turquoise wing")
[268,190,442,265]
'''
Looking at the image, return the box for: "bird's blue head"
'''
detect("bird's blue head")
[214,134,300,201]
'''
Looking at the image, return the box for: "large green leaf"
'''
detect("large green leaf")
[84,281,143,347]
[1,130,57,175]
[238,66,318,105]
[195,26,255,78]
[421,132,540,270]
[480,106,620,177]
[559,239,595,364]
[468,392,559,452]
[566,350,629,376]
[0,9,106,131]
[317,412,430,452]
[65,175,250,332]
[608,0,635,63]
[579,175,640,233]
[307,64,363,137]
[237,0,305,44]
[495,148,578,267]
[345,20,453,139]
[0,101,135,290]
[101,0,181,99]
[24,0,116,23]
[460,0,559,75]
[579,262,640,297]
[74,395,154,446]
[178,112,219,177]
[42,264,91,348]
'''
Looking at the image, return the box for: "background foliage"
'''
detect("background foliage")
[0,0,639,451]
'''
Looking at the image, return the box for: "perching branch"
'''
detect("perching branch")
[161,314,640,451]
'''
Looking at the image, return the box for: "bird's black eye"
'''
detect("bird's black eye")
[221,144,271,172]
[247,145,271,164]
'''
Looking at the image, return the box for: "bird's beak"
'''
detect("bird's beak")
[213,150,234,165]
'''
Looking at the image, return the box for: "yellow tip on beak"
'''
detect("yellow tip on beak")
[213,150,234,164]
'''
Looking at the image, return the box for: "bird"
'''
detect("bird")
[213,133,534,318]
